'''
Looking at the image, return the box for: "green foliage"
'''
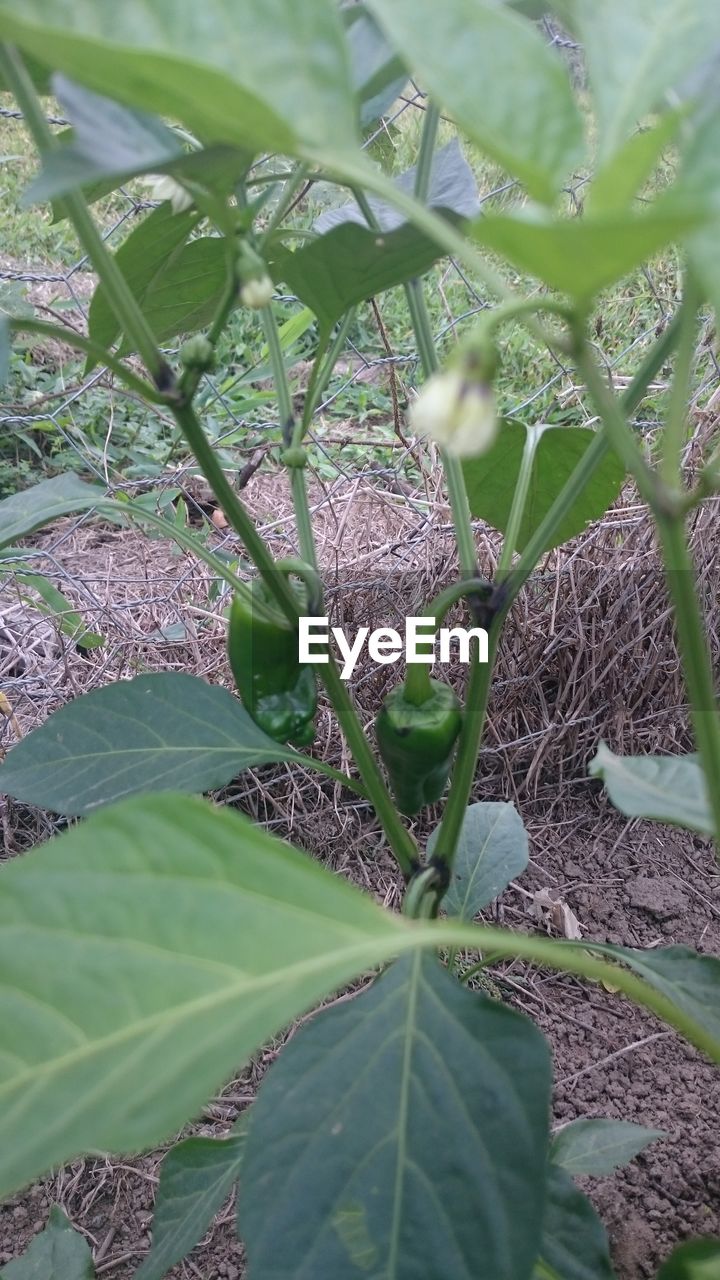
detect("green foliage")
[463,423,625,555]
[367,0,584,203]
[1,1206,94,1280]
[429,801,528,920]
[657,1239,720,1279]
[0,672,321,814]
[550,1119,664,1176]
[589,744,714,836]
[134,1119,248,1280]
[1,3,720,1275]
[240,950,551,1280]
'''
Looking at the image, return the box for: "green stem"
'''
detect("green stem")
[8,319,167,404]
[413,101,441,202]
[263,289,417,874]
[405,280,478,578]
[261,306,295,444]
[0,44,171,390]
[298,308,356,441]
[403,576,491,707]
[431,317,687,880]
[321,659,420,880]
[653,513,720,845]
[660,274,698,486]
[496,425,542,579]
[413,921,720,1063]
[170,399,298,621]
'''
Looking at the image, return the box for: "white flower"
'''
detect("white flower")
[240,274,274,310]
[142,173,193,215]
[410,368,498,458]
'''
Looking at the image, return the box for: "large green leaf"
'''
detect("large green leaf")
[588,743,714,836]
[87,202,198,355]
[680,109,720,322]
[25,75,181,206]
[1,1206,95,1279]
[469,204,704,300]
[345,6,407,129]
[0,0,358,161]
[463,422,625,555]
[550,1118,664,1176]
[0,672,311,815]
[239,951,551,1280]
[0,792,413,1199]
[567,0,720,164]
[428,801,528,921]
[367,0,583,204]
[587,110,685,216]
[657,1239,720,1279]
[0,474,103,549]
[135,1118,248,1280]
[537,1166,616,1280]
[117,236,227,354]
[590,945,720,1049]
[271,139,477,335]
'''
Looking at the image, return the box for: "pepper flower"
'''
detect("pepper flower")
[410,364,498,458]
[142,173,194,215]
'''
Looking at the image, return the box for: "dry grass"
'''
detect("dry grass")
[3,412,719,869]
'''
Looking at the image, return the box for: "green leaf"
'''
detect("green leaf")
[590,945,720,1049]
[239,951,551,1280]
[0,672,304,815]
[550,1118,664,1176]
[568,0,720,164]
[680,110,720,321]
[24,74,182,206]
[657,1239,720,1279]
[0,0,359,161]
[0,474,103,550]
[0,791,419,1199]
[345,6,407,129]
[366,0,583,204]
[588,743,714,836]
[463,423,625,555]
[587,111,685,215]
[537,1166,616,1280]
[135,1119,248,1280]
[271,139,477,334]
[87,202,198,357]
[428,801,528,920]
[116,236,227,355]
[8,567,104,648]
[1,1206,95,1279]
[469,203,704,300]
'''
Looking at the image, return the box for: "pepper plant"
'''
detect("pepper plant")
[1,2,720,1278]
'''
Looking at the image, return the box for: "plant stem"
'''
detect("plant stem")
[298,308,356,440]
[321,659,420,879]
[0,43,171,391]
[170,399,298,621]
[432,319,686,881]
[660,274,698,486]
[496,425,541,579]
[262,288,419,874]
[653,513,720,843]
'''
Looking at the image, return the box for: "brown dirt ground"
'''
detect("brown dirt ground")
[1,474,719,1278]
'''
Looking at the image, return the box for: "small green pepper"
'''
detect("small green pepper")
[375,678,462,816]
[228,578,317,747]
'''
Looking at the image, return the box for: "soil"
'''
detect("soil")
[0,789,718,1280]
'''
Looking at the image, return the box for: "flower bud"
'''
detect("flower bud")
[410,367,498,458]
[240,274,274,310]
[179,335,215,372]
[143,173,194,215]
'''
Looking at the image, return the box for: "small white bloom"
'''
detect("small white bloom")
[240,274,274,310]
[142,173,193,215]
[410,368,498,458]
